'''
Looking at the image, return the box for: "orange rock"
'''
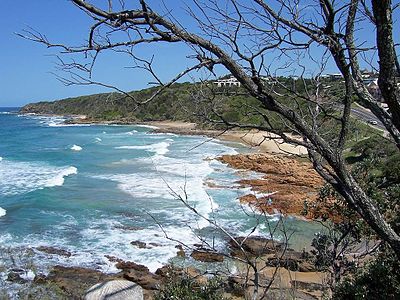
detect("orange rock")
[218,154,325,219]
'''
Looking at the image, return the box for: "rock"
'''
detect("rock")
[291,280,326,292]
[229,236,283,258]
[265,250,316,272]
[298,261,316,272]
[217,153,324,218]
[190,249,224,262]
[105,255,124,263]
[43,266,119,297]
[116,261,149,273]
[85,280,144,300]
[177,249,186,257]
[114,225,144,231]
[175,245,186,257]
[33,273,47,284]
[265,257,300,271]
[130,240,149,249]
[36,246,72,257]
[116,261,161,290]
[155,265,180,277]
[7,272,27,284]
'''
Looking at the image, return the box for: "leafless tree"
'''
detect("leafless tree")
[20,0,400,256]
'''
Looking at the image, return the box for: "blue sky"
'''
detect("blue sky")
[0,1,196,107]
[0,1,396,107]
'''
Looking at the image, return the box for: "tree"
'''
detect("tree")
[21,0,400,256]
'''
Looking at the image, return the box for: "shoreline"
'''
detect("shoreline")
[6,113,328,298]
[20,112,308,155]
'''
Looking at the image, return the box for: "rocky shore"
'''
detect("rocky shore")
[6,236,327,299]
[218,153,324,218]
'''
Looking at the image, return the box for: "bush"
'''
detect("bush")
[155,275,228,300]
[333,249,400,300]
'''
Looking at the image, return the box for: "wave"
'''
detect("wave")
[115,141,170,156]
[95,137,102,142]
[0,157,2,162]
[45,166,78,187]
[0,161,78,196]
[133,124,159,129]
[0,207,6,217]
[94,154,218,228]
[126,130,138,135]
[71,145,83,151]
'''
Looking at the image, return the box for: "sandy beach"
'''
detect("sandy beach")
[147,121,308,155]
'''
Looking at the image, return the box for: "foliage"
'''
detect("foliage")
[333,248,400,300]
[155,275,228,300]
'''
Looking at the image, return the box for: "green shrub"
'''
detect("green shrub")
[155,275,228,300]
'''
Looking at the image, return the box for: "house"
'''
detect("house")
[214,76,241,87]
[321,73,343,80]
[365,79,383,101]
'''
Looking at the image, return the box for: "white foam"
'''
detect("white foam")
[71,145,83,151]
[20,270,35,281]
[126,130,138,135]
[45,166,78,187]
[95,137,102,142]
[0,160,77,195]
[0,207,6,217]
[134,124,159,129]
[0,157,2,162]
[95,154,218,228]
[115,141,170,156]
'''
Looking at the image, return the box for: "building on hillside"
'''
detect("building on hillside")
[365,79,383,101]
[213,76,241,87]
[320,73,343,80]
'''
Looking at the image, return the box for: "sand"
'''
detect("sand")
[146,121,307,155]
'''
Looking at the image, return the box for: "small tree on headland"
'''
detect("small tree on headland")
[21,0,400,256]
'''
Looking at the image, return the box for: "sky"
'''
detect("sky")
[0,1,397,107]
[0,0,195,107]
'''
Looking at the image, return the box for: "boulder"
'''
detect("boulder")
[130,241,149,249]
[43,266,119,297]
[116,261,161,290]
[229,236,283,258]
[265,250,316,272]
[190,249,224,262]
[7,272,27,284]
[36,246,72,257]
[85,280,143,300]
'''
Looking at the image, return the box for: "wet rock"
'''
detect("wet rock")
[175,244,186,257]
[229,236,283,258]
[36,246,72,257]
[104,255,124,263]
[190,249,224,262]
[7,272,27,284]
[130,240,149,249]
[114,225,144,231]
[33,273,47,284]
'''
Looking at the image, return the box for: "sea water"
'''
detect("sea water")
[0,107,321,281]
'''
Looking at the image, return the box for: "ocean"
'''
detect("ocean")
[0,107,320,284]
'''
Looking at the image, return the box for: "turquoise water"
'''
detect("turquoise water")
[0,108,320,278]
